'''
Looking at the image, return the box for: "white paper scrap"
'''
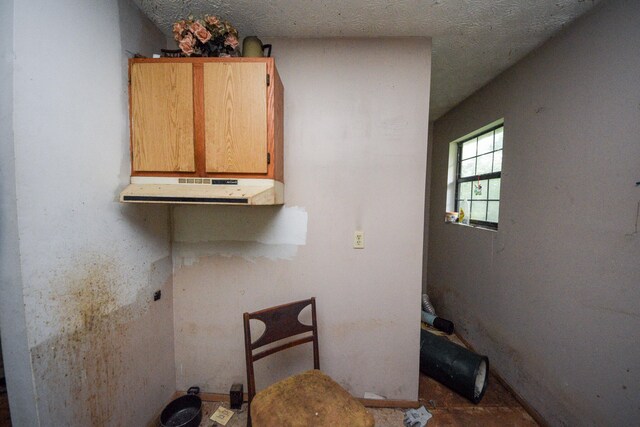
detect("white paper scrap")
[210,406,235,425]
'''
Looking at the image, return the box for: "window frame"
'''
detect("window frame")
[454,124,503,229]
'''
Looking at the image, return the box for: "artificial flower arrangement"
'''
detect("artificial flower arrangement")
[173,15,239,57]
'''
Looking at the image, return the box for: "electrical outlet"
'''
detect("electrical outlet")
[353,231,365,249]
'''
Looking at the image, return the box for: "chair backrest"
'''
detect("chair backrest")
[243,297,320,404]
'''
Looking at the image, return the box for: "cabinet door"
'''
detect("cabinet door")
[131,63,195,172]
[203,62,268,174]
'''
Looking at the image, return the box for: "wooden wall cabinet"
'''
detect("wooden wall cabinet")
[122,58,284,205]
[129,57,284,181]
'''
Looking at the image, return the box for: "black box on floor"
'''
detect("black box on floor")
[230,383,243,409]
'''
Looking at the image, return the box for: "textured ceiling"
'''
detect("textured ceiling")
[132,0,600,120]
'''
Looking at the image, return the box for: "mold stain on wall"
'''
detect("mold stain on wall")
[30,256,144,426]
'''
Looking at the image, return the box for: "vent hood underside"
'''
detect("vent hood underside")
[120,178,283,205]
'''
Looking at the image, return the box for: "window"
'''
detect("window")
[454,124,503,228]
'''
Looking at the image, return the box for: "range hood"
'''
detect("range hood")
[119,177,284,205]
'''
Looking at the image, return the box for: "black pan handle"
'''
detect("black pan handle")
[187,386,200,395]
[263,44,272,57]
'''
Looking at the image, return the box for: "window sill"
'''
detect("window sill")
[445,221,497,232]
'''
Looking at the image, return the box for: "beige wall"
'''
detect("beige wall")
[427,0,640,424]
[172,38,431,400]
[2,0,176,425]
[0,0,39,424]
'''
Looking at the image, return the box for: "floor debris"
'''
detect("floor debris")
[404,406,433,427]
[210,405,234,425]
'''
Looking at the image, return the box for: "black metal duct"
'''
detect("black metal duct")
[419,329,489,404]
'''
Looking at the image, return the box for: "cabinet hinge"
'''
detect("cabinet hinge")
[267,153,271,165]
[266,74,270,86]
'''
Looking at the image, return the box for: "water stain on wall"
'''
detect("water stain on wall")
[31,256,141,426]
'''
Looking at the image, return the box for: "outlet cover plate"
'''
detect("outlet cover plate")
[353,231,365,249]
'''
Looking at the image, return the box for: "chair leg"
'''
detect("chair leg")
[246,403,252,427]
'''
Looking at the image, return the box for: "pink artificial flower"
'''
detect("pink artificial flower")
[197,30,212,43]
[189,21,212,43]
[178,33,196,56]
[224,34,239,49]
[172,20,186,35]
[205,15,220,27]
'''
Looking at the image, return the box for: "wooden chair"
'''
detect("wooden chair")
[243,298,374,427]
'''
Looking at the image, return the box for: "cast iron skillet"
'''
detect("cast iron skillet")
[160,386,202,427]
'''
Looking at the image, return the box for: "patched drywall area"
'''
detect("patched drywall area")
[173,205,308,265]
[172,38,431,400]
[7,0,175,424]
[427,0,640,424]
